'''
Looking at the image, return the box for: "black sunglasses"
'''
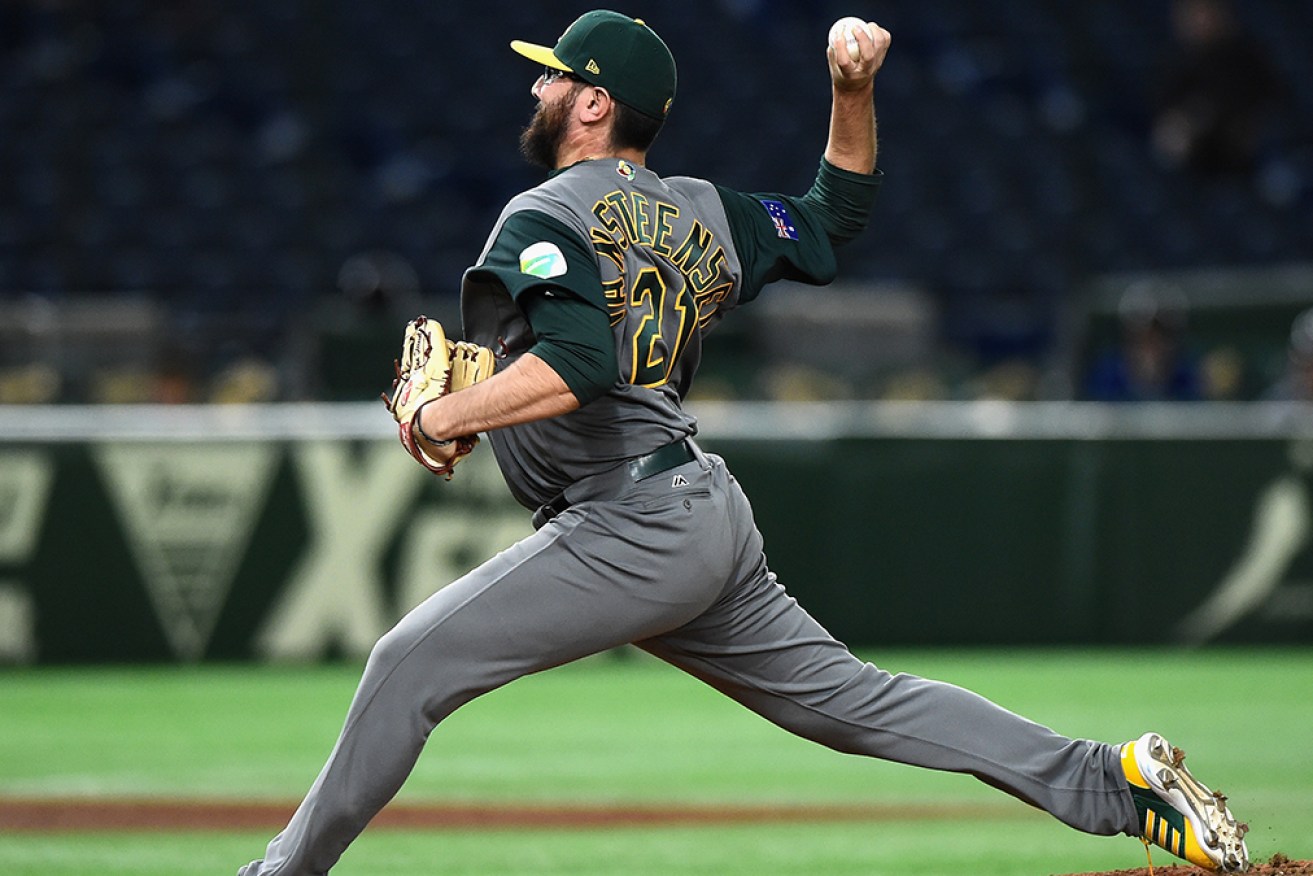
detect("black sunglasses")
[540,66,581,85]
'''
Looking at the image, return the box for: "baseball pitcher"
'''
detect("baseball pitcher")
[241,11,1248,874]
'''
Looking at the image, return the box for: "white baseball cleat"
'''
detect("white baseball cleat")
[1121,731,1250,872]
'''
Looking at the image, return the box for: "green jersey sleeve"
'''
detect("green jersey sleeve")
[798,159,883,246]
[472,209,609,310]
[715,159,881,303]
[519,289,618,405]
[714,185,838,302]
[469,209,618,405]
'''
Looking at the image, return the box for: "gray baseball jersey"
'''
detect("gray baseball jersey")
[460,157,835,509]
[239,159,1139,875]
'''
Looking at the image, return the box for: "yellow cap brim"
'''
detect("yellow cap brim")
[510,40,571,71]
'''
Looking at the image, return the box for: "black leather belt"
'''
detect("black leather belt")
[533,438,700,528]
[626,438,698,482]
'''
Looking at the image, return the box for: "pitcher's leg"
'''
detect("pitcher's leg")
[640,475,1137,837]
[242,531,587,876]
[241,560,541,876]
[241,482,734,876]
[644,581,1135,835]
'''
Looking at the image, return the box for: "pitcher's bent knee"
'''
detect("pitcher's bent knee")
[365,621,425,676]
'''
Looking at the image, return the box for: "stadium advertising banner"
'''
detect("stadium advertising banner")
[1,402,1311,663]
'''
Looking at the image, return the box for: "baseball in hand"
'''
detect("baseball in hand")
[828,16,874,61]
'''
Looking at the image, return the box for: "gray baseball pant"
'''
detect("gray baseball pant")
[239,452,1137,875]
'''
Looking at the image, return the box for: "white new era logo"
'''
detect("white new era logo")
[671,474,689,487]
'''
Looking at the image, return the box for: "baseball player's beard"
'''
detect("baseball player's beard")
[519,85,582,170]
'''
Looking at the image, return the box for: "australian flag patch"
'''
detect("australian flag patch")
[760,198,799,240]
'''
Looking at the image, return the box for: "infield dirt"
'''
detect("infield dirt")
[3,797,1307,875]
[1065,853,1313,876]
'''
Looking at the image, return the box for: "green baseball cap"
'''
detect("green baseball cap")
[511,10,676,120]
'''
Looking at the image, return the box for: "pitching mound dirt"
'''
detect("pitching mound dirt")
[3,798,1305,875]
[1064,853,1313,876]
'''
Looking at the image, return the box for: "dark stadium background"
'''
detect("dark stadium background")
[1,0,1310,403]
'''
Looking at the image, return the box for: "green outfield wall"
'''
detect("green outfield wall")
[2,402,1311,662]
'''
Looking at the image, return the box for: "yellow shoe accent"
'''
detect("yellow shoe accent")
[1122,739,1150,788]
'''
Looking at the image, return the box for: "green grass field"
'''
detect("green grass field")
[1,649,1309,875]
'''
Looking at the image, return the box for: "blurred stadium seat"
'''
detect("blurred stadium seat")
[0,0,1308,401]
